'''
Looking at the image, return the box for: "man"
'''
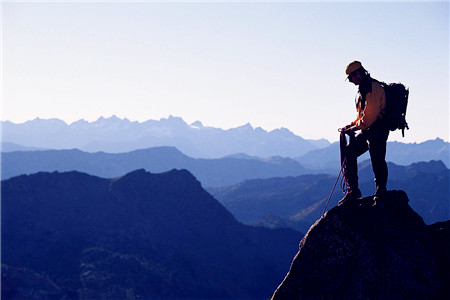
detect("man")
[339,61,389,205]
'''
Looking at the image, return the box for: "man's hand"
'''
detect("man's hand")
[341,124,352,132]
[341,124,357,134]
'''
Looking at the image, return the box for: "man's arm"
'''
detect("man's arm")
[353,83,386,130]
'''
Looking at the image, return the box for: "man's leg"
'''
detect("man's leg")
[368,126,390,197]
[339,132,368,204]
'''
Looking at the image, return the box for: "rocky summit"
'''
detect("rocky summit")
[271,190,450,299]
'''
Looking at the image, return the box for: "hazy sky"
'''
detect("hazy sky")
[2,0,449,143]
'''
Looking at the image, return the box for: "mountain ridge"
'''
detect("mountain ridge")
[295,137,449,171]
[210,160,450,232]
[2,168,300,299]
[2,116,447,168]
[1,116,326,158]
[1,147,310,188]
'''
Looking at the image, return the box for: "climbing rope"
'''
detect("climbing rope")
[321,129,352,217]
[321,157,346,217]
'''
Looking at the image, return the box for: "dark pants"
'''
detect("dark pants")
[342,119,389,191]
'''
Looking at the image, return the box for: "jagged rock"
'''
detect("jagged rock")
[271,190,450,299]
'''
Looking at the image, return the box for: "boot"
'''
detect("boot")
[373,186,387,207]
[339,187,362,205]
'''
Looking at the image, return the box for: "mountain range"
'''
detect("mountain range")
[210,160,450,233]
[1,116,327,158]
[2,169,300,299]
[295,137,449,172]
[2,140,449,188]
[2,116,448,169]
[3,144,448,231]
[2,116,449,298]
[1,147,309,188]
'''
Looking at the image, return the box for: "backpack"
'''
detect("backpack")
[380,82,409,137]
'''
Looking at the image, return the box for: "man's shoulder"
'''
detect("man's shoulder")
[359,78,385,97]
[371,79,383,88]
[371,80,385,94]
[359,78,373,94]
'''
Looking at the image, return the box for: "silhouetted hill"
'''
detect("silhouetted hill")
[386,138,449,167]
[210,160,449,233]
[1,147,308,188]
[296,138,449,171]
[1,116,326,158]
[1,169,300,299]
[271,191,450,299]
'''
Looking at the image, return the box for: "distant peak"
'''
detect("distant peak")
[190,121,204,128]
[96,115,121,121]
[270,127,293,134]
[159,115,188,127]
[235,123,253,130]
[167,115,183,121]
[27,118,68,126]
[71,118,87,123]
[92,115,132,126]
[268,127,301,140]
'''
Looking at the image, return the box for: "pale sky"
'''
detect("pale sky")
[2,0,449,143]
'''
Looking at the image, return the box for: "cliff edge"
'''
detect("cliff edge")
[271,190,450,299]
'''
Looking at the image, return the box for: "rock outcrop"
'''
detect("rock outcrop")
[271,190,450,299]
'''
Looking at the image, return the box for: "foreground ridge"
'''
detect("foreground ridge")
[271,190,450,299]
[2,169,300,299]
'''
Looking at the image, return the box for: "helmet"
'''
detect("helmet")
[345,61,363,79]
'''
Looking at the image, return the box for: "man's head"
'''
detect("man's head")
[345,60,367,85]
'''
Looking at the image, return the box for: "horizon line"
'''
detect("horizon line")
[1,115,448,144]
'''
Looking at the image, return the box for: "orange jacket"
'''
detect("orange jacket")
[351,80,386,130]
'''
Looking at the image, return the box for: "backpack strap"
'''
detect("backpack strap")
[357,77,374,110]
[374,79,388,118]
